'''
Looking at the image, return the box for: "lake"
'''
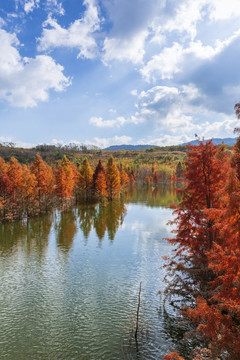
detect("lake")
[0,187,184,360]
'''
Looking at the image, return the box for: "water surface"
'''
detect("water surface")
[0,187,182,360]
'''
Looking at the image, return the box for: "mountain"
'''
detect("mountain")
[103,144,156,151]
[103,138,237,151]
[182,138,237,146]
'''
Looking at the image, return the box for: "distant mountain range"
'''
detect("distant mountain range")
[103,144,154,151]
[103,138,237,151]
[182,137,237,146]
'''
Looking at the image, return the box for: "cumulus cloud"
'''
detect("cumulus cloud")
[131,85,199,131]
[103,30,147,64]
[38,0,100,59]
[208,0,240,21]
[88,135,132,148]
[0,29,70,108]
[52,136,132,149]
[138,134,193,147]
[89,116,127,127]
[141,30,240,83]
[0,136,35,148]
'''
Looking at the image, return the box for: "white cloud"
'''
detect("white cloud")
[86,135,132,148]
[138,134,193,146]
[0,29,71,108]
[24,0,36,13]
[208,0,240,21]
[89,116,127,127]
[38,0,100,59]
[161,0,206,40]
[140,43,185,82]
[23,0,42,13]
[131,89,138,96]
[141,29,240,83]
[0,136,35,148]
[103,30,147,64]
[51,135,132,149]
[46,0,65,15]
[131,85,203,133]
[200,116,239,139]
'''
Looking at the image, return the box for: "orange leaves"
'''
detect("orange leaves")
[55,155,77,198]
[78,158,93,191]
[163,352,185,360]
[106,156,121,199]
[0,154,131,222]
[31,153,54,197]
[165,137,240,358]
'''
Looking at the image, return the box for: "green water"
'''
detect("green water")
[0,187,182,360]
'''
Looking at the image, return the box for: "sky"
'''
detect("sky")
[1,0,240,148]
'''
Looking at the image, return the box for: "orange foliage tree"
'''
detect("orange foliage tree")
[7,157,22,203]
[164,140,232,358]
[31,153,54,204]
[20,165,37,216]
[106,156,121,199]
[92,160,107,198]
[119,163,129,187]
[55,155,77,199]
[78,158,93,197]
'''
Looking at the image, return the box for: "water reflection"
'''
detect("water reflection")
[0,187,180,254]
[124,186,182,208]
[0,213,53,257]
[55,209,77,251]
[0,186,182,360]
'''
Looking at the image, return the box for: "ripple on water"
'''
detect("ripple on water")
[0,196,179,360]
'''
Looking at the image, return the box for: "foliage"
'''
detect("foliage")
[164,135,240,358]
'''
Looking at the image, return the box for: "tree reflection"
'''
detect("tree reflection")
[0,213,53,256]
[78,204,96,240]
[77,197,127,242]
[124,186,181,208]
[56,209,77,251]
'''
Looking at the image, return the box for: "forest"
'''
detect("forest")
[0,152,182,222]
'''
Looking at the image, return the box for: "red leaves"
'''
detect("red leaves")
[165,139,240,358]
[163,352,185,360]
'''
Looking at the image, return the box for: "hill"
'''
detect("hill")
[103,144,155,151]
[182,137,237,146]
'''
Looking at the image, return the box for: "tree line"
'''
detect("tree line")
[163,109,240,359]
[0,154,132,222]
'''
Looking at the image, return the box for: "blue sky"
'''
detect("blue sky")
[1,0,240,148]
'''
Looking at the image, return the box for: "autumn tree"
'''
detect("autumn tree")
[92,160,107,198]
[119,163,129,187]
[0,157,12,220]
[20,165,37,217]
[55,155,77,199]
[179,117,240,358]
[7,157,22,203]
[31,153,54,207]
[106,156,121,199]
[164,141,230,357]
[78,158,93,198]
